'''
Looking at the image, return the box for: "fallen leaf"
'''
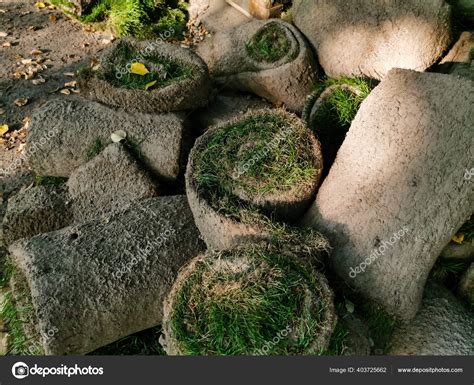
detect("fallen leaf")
[64,80,77,88]
[64,72,75,77]
[59,88,71,95]
[31,76,46,85]
[30,49,43,56]
[144,80,157,90]
[14,98,28,107]
[0,124,8,136]
[90,58,100,71]
[2,42,11,48]
[452,233,465,244]
[21,58,33,65]
[111,130,127,143]
[0,32,7,38]
[35,2,46,9]
[28,26,39,31]
[130,62,149,76]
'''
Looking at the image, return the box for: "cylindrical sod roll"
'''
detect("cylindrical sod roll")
[185,109,324,250]
[79,38,211,113]
[161,245,336,355]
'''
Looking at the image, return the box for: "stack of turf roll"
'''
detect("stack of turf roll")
[170,109,337,355]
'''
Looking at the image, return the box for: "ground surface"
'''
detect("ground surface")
[0,0,113,174]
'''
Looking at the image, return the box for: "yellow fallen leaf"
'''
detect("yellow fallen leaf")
[452,233,465,244]
[130,62,149,76]
[144,80,157,90]
[0,124,8,136]
[35,2,46,9]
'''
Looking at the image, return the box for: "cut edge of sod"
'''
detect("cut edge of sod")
[162,245,336,356]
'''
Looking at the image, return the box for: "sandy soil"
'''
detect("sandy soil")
[0,0,113,176]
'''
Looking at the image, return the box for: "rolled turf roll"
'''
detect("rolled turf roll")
[161,245,336,355]
[302,78,371,174]
[79,38,211,113]
[196,19,318,112]
[185,109,326,251]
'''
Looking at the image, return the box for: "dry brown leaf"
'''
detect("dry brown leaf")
[59,89,71,95]
[2,42,11,48]
[90,58,100,71]
[14,98,29,107]
[0,32,8,38]
[49,15,57,22]
[64,80,77,88]
[30,49,43,56]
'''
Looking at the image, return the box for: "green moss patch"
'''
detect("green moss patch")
[86,138,105,160]
[168,247,334,355]
[246,22,291,63]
